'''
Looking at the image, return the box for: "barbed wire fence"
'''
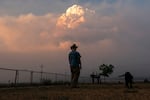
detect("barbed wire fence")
[0,67,91,87]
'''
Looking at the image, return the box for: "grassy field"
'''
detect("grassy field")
[0,83,150,100]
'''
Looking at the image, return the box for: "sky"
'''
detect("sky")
[0,0,150,78]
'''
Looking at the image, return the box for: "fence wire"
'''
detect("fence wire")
[0,67,91,86]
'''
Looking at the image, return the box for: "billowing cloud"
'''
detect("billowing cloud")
[57,4,85,29]
[0,4,95,52]
[57,4,95,29]
[0,13,70,52]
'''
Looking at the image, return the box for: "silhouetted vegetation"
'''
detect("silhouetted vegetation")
[41,79,52,85]
[90,73,101,84]
[99,64,115,82]
[144,78,149,83]
[90,64,115,84]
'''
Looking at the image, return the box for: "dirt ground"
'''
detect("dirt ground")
[0,83,150,100]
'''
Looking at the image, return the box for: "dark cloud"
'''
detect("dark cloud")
[0,0,72,16]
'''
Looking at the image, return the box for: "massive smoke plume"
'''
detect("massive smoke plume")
[57,4,94,29]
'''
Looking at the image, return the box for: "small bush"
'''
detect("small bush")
[41,79,52,85]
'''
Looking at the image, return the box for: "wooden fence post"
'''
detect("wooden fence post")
[14,70,19,86]
[30,71,33,84]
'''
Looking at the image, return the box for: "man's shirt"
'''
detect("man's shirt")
[69,51,81,67]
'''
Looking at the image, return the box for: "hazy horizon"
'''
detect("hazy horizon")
[0,0,150,79]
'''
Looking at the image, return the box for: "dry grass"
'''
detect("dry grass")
[0,83,150,100]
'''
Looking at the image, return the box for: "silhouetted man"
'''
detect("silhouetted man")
[68,44,81,88]
[125,72,133,88]
[120,72,133,88]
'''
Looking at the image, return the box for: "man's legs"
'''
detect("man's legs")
[129,80,133,88]
[125,80,129,88]
[71,68,75,87]
[71,67,80,88]
[74,68,80,87]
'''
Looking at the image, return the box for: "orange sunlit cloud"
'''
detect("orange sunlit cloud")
[0,4,116,53]
[57,4,95,29]
[57,5,85,29]
[0,5,91,52]
[0,13,59,52]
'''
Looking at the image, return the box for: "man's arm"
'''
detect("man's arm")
[78,52,82,69]
[68,53,71,65]
[118,74,125,77]
[79,58,82,69]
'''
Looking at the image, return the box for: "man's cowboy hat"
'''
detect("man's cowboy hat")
[70,44,78,49]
